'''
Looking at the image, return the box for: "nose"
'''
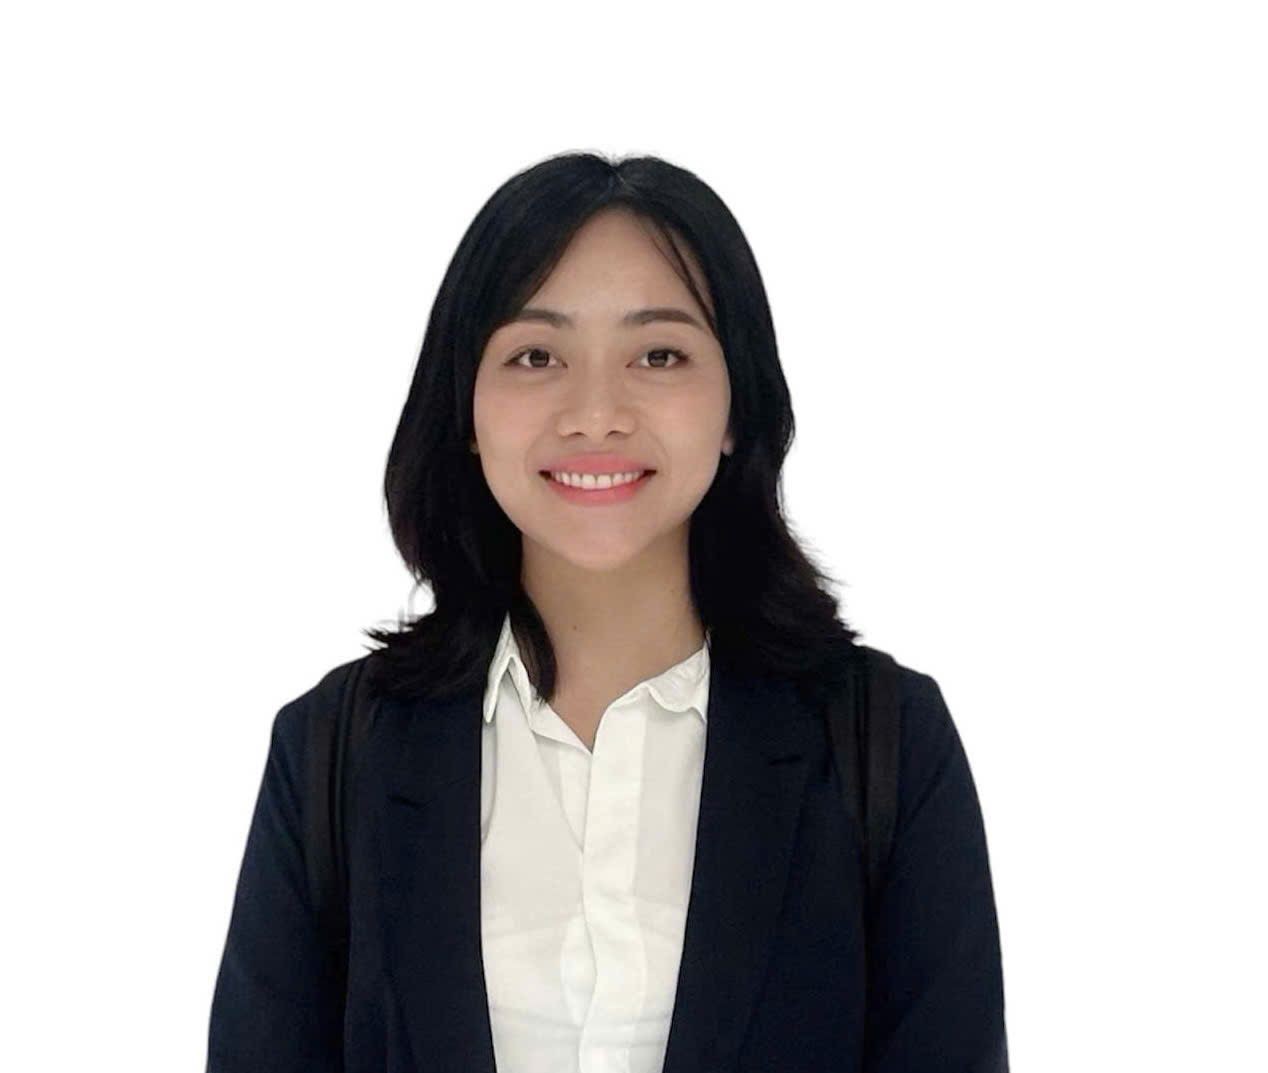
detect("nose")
[555,362,637,439]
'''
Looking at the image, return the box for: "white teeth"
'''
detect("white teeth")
[549,469,647,490]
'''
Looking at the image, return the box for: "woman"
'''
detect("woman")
[207,152,1008,1072]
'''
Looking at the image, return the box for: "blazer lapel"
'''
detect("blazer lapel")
[660,660,822,1073]
[376,655,822,1073]
[378,688,496,1071]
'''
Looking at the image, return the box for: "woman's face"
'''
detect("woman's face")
[472,207,734,575]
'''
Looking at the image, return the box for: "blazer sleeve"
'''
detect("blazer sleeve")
[863,670,1009,1073]
[206,687,344,1073]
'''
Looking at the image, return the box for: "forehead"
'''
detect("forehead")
[524,208,712,313]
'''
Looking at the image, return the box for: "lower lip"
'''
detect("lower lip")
[540,470,656,505]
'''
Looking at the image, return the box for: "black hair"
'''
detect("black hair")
[362,150,862,715]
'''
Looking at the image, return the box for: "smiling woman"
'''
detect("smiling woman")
[470,207,734,600]
[207,150,1008,1073]
[356,153,873,712]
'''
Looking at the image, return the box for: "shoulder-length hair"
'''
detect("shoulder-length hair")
[362,150,862,714]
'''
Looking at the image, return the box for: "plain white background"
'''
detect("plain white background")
[2,1,1264,1068]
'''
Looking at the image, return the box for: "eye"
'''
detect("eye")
[505,347,558,369]
[639,348,690,369]
[504,347,690,370]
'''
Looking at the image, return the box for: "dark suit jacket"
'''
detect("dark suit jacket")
[207,649,1007,1072]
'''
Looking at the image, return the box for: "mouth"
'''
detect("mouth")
[538,468,657,503]
[539,468,656,485]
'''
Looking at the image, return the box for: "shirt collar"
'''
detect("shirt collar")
[481,611,710,725]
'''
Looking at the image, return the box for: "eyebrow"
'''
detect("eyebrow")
[506,306,707,332]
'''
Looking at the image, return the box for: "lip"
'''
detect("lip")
[540,469,655,506]
[539,453,656,476]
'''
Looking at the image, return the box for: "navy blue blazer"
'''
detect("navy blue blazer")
[207,649,1007,1072]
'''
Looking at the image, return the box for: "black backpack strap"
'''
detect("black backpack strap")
[825,644,902,1066]
[303,657,379,1000]
[826,644,903,929]
[827,645,903,905]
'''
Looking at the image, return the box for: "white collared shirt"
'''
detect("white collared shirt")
[479,612,711,1073]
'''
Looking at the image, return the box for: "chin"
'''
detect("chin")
[556,542,652,574]
[521,527,661,574]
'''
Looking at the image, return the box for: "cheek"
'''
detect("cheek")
[471,375,501,433]
[664,388,729,446]
[683,367,731,424]
[474,382,536,444]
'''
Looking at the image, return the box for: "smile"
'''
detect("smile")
[539,469,656,505]
[545,469,650,489]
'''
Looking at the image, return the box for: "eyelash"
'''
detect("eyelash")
[504,347,690,370]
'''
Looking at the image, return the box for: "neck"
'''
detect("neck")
[519,530,705,700]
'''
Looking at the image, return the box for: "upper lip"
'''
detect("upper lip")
[540,453,656,475]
